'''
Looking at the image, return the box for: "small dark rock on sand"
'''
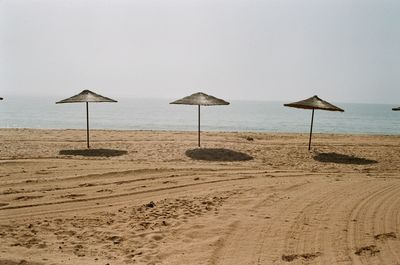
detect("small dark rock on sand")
[145,201,156,208]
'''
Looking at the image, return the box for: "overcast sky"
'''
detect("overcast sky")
[1,0,399,103]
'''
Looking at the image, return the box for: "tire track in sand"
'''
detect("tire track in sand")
[374,182,400,264]
[280,180,359,264]
[0,176,252,221]
[211,180,324,265]
[281,180,394,265]
[347,181,400,265]
[211,178,400,265]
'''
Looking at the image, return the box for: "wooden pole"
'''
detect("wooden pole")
[86,102,90,149]
[308,108,314,150]
[198,105,201,147]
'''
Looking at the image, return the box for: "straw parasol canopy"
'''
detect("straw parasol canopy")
[171,92,229,106]
[284,95,344,150]
[56,90,117,148]
[56,90,116,103]
[170,92,229,147]
[284,95,344,112]
[393,107,400,111]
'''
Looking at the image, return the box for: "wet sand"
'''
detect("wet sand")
[0,128,399,265]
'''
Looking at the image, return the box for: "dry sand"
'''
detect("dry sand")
[0,128,399,265]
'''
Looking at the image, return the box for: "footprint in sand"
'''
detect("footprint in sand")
[96,189,113,193]
[107,235,124,244]
[151,234,163,241]
[78,183,95,187]
[14,195,43,201]
[354,245,380,256]
[0,259,45,265]
[374,232,397,240]
[60,194,86,199]
[282,252,322,262]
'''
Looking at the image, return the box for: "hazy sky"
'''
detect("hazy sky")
[1,0,399,103]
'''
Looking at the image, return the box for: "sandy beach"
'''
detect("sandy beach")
[0,128,399,265]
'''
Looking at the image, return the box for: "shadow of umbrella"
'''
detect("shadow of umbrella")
[393,107,400,111]
[185,148,253,161]
[59,149,127,157]
[313,152,378,165]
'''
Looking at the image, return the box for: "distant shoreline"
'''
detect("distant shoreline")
[1,98,399,135]
[1,127,399,137]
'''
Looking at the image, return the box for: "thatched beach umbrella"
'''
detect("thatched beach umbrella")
[284,95,344,150]
[170,92,229,147]
[56,90,117,148]
[393,107,400,111]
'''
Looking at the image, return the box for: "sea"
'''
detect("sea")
[0,97,399,135]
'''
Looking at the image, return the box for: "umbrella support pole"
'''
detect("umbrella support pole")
[308,108,314,151]
[86,102,90,149]
[198,105,201,147]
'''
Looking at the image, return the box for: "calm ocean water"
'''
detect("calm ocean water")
[0,97,399,135]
